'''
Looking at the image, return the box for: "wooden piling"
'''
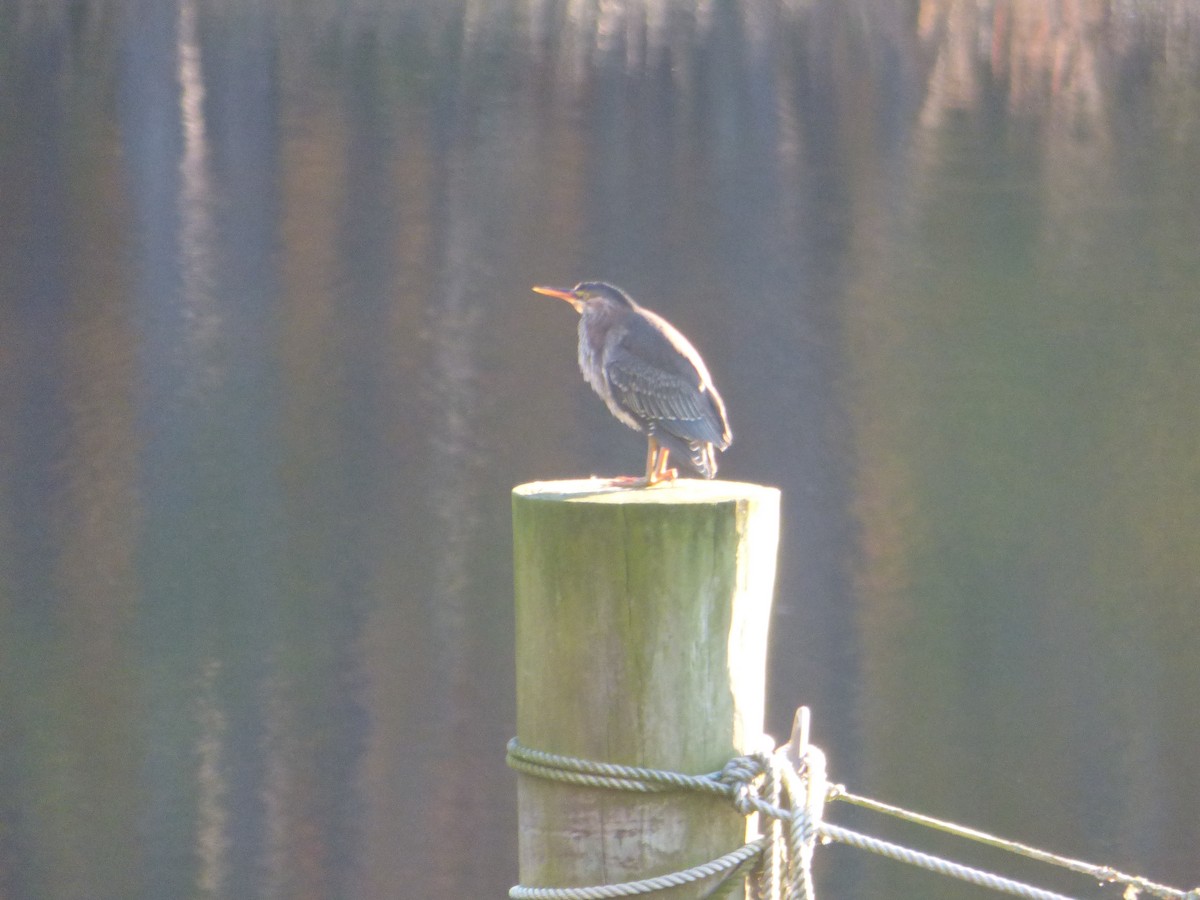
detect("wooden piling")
[512,478,781,899]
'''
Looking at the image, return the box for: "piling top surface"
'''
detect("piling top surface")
[514,478,779,505]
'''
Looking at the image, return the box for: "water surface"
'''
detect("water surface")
[2,1,1199,897]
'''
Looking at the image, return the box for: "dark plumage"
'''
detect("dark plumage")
[532,281,732,485]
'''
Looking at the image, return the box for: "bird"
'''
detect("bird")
[532,281,732,486]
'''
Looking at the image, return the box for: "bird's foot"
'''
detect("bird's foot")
[603,471,675,488]
[647,446,678,485]
[604,468,678,488]
[647,467,678,486]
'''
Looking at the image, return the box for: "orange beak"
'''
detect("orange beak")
[532,285,584,312]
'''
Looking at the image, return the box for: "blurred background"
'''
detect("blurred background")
[2,0,1199,897]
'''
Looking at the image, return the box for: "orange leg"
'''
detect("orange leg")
[646,440,677,486]
[607,436,657,487]
[608,435,676,487]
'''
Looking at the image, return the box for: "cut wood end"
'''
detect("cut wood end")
[513,478,780,505]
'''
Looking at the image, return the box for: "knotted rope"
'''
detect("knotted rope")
[507,708,1200,900]
[505,716,824,900]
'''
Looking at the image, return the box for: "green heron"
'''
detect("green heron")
[532,281,732,485]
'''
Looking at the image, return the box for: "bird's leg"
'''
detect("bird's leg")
[606,436,659,487]
[647,444,677,486]
[607,436,677,487]
[644,436,659,483]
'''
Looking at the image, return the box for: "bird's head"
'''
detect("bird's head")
[532,282,637,315]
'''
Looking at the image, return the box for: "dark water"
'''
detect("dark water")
[2,1,1199,897]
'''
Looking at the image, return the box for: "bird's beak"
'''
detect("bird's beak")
[532,285,584,313]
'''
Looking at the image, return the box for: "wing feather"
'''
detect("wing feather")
[605,346,728,448]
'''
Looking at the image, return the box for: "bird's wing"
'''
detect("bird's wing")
[604,345,728,448]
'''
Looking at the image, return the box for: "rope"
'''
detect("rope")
[506,710,1200,900]
[505,739,792,820]
[820,821,1082,900]
[505,739,810,900]
[829,789,1200,900]
[507,839,767,899]
[780,745,819,900]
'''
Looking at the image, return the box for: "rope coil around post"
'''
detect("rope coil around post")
[506,839,767,900]
[508,708,1200,900]
[506,730,826,900]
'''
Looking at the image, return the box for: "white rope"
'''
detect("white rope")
[506,708,1200,900]
[781,740,822,900]
[818,821,1083,900]
[507,839,766,899]
[829,788,1200,900]
[506,739,814,900]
